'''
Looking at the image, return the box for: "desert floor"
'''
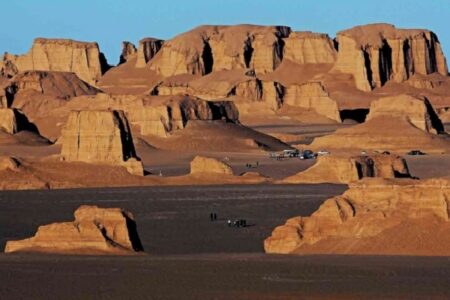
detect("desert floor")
[1,184,450,299]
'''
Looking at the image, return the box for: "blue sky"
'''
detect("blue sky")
[1,0,449,65]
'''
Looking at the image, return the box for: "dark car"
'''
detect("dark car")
[407,150,426,155]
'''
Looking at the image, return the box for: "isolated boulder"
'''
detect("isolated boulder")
[60,110,144,175]
[284,154,410,184]
[265,177,450,255]
[190,156,234,175]
[5,205,144,254]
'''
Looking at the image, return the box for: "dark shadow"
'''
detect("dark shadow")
[403,40,412,77]
[363,49,373,88]
[379,40,392,86]
[99,52,112,74]
[424,98,445,133]
[244,38,254,68]
[202,41,214,74]
[124,213,144,252]
[14,110,40,134]
[113,111,138,161]
[394,170,412,178]
[339,109,370,123]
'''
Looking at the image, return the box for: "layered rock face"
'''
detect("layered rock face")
[283,82,340,121]
[149,25,291,77]
[60,110,144,175]
[135,38,164,68]
[366,94,444,134]
[190,156,234,175]
[5,205,144,254]
[284,154,410,184]
[119,41,137,64]
[265,178,450,255]
[1,38,109,85]
[332,24,448,91]
[283,32,337,64]
[0,156,20,171]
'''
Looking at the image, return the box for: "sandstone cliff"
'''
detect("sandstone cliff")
[5,205,144,254]
[265,177,450,255]
[1,38,109,85]
[332,24,448,91]
[0,108,17,134]
[135,38,164,68]
[283,154,410,184]
[60,110,144,175]
[283,32,337,64]
[190,156,234,175]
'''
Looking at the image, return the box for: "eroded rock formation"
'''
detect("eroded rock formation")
[0,108,17,133]
[1,38,109,85]
[332,24,448,91]
[283,32,337,64]
[283,154,410,184]
[265,177,450,255]
[190,156,234,175]
[60,110,144,175]
[366,94,444,134]
[119,41,137,64]
[135,38,164,68]
[5,205,144,254]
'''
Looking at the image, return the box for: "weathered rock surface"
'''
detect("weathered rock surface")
[119,41,137,64]
[5,205,144,254]
[190,156,234,175]
[284,32,337,64]
[60,110,144,175]
[0,108,17,133]
[0,156,20,171]
[283,154,410,184]
[366,94,444,134]
[332,24,448,91]
[283,81,341,121]
[149,25,291,77]
[265,177,450,255]
[135,38,164,68]
[1,38,109,85]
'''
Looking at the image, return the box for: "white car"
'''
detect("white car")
[317,150,330,156]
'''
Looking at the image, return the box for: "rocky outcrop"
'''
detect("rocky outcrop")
[119,41,137,64]
[0,156,20,171]
[149,25,291,77]
[283,32,337,64]
[135,38,164,68]
[60,110,144,175]
[1,38,109,85]
[265,177,450,255]
[331,24,448,91]
[5,205,144,254]
[283,154,410,184]
[283,82,340,121]
[366,94,444,134]
[8,71,99,99]
[0,108,17,133]
[190,156,234,175]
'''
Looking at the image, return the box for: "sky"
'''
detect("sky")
[1,0,449,65]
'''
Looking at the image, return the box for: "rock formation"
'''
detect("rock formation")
[190,156,234,175]
[265,177,450,255]
[283,82,341,121]
[135,38,164,68]
[332,24,448,91]
[119,41,137,64]
[0,108,17,134]
[0,156,20,171]
[283,154,410,184]
[60,110,144,175]
[5,205,144,254]
[366,94,444,134]
[283,32,337,64]
[1,38,109,85]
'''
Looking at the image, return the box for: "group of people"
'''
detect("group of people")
[245,161,259,169]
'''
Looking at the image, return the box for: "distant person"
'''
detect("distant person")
[227,219,232,226]
[213,213,217,220]
[210,213,214,221]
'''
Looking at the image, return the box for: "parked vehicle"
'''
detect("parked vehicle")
[283,149,300,158]
[317,150,330,156]
[300,150,315,159]
[407,150,426,155]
